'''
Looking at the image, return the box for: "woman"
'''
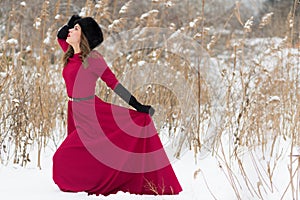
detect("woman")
[52,15,182,196]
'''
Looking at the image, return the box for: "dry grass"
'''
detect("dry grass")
[0,0,300,198]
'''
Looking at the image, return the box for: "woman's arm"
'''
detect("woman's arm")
[114,83,155,116]
[88,52,155,116]
[57,38,69,52]
[101,67,155,116]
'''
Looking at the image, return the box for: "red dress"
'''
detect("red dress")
[52,39,182,196]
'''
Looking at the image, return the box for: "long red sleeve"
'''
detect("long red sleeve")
[57,38,69,52]
[87,51,119,90]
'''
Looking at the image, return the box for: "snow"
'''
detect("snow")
[138,60,146,66]
[33,18,41,30]
[55,14,60,20]
[0,135,296,200]
[43,32,51,45]
[119,1,132,14]
[0,72,7,77]
[0,148,212,200]
[164,1,174,8]
[20,1,26,7]
[6,38,18,45]
[95,3,101,9]
[140,10,159,20]
[268,96,280,103]
[244,16,254,32]
[79,7,91,18]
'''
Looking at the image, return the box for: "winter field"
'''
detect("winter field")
[0,130,299,200]
[1,0,300,200]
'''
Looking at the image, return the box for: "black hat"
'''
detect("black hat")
[75,17,103,49]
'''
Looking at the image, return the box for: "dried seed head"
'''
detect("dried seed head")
[189,17,202,28]
[6,38,18,46]
[207,34,217,50]
[169,23,176,30]
[140,10,159,21]
[259,12,273,28]
[108,18,126,32]
[165,0,174,8]
[289,19,294,28]
[33,17,41,30]
[244,16,254,33]
[119,0,132,14]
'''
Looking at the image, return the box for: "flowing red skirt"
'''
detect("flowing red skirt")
[52,96,182,196]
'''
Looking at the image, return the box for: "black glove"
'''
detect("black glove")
[114,83,155,116]
[129,96,155,116]
[57,15,81,39]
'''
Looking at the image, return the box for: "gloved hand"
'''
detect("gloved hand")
[129,96,155,116]
[114,83,155,116]
[67,15,81,28]
[57,15,81,39]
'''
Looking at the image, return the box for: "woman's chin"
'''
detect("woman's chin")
[66,38,71,45]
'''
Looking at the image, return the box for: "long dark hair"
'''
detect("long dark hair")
[62,31,91,68]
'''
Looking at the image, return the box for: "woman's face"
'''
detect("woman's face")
[66,24,81,46]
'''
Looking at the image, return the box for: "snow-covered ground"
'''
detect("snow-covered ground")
[0,135,297,200]
[0,146,218,200]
